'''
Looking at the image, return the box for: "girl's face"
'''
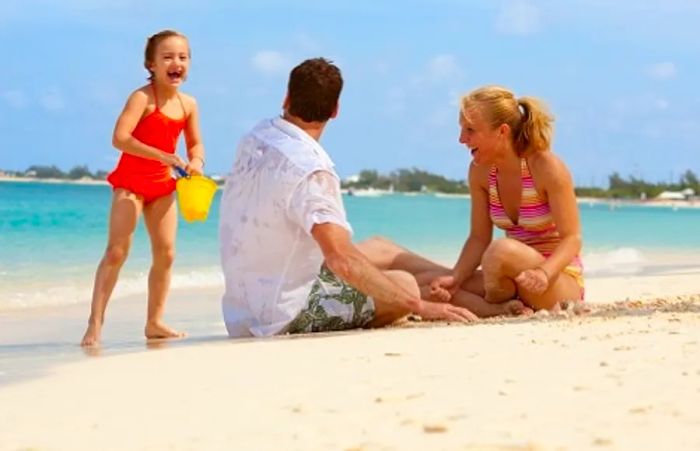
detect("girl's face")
[149,36,190,87]
[459,106,502,166]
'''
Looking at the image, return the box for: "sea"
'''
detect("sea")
[1,180,700,312]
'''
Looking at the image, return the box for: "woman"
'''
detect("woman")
[431,86,584,311]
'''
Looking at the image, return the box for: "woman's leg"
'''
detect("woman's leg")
[81,189,143,346]
[481,238,582,310]
[142,193,183,339]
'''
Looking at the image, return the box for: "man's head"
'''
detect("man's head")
[284,58,343,123]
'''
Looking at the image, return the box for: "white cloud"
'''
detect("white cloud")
[495,0,541,35]
[647,62,677,80]
[40,89,64,111]
[1,90,28,109]
[654,98,670,110]
[427,54,461,81]
[251,51,291,76]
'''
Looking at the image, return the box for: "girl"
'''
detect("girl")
[431,86,584,312]
[81,30,205,346]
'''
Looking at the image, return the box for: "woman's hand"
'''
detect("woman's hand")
[185,157,204,176]
[429,274,460,302]
[515,267,549,294]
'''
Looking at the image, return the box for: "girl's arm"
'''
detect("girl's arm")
[183,96,205,176]
[532,152,582,280]
[111,89,186,168]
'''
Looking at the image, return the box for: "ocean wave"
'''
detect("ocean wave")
[0,266,224,312]
[583,247,646,275]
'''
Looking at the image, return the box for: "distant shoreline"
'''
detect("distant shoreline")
[0,176,108,186]
[2,177,699,209]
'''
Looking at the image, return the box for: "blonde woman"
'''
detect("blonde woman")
[431,86,584,311]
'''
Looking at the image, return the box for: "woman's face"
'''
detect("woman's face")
[459,106,500,166]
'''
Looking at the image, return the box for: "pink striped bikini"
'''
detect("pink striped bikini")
[488,158,584,298]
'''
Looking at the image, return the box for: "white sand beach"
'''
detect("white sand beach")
[1,269,699,451]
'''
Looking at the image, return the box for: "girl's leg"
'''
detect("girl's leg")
[481,238,582,310]
[142,193,183,339]
[81,189,143,346]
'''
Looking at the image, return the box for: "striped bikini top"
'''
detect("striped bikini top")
[488,158,561,257]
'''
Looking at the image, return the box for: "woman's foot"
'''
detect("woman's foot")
[81,323,102,347]
[145,321,186,340]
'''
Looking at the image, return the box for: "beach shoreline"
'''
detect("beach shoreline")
[1,292,698,450]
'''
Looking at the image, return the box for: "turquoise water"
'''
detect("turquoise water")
[1,181,699,310]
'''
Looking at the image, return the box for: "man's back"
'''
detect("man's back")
[219,117,349,337]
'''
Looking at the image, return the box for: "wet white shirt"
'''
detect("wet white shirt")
[219,117,351,337]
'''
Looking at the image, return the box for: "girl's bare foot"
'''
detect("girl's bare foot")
[81,323,102,347]
[145,321,186,340]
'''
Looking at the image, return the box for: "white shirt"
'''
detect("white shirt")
[219,117,351,337]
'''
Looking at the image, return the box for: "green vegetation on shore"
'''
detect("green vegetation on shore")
[1,165,108,181]
[2,165,698,199]
[341,169,469,194]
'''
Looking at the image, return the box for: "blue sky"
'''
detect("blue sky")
[1,1,699,186]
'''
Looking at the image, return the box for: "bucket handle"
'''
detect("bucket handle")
[174,166,190,179]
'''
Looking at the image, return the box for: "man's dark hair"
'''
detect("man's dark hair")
[287,58,343,122]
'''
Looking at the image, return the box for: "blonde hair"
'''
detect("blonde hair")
[143,30,189,81]
[460,86,554,154]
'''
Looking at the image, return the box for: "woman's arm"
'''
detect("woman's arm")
[111,89,186,168]
[452,162,494,283]
[532,152,583,280]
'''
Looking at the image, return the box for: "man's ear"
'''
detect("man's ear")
[282,94,290,111]
[330,102,339,119]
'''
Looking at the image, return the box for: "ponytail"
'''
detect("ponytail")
[515,97,553,154]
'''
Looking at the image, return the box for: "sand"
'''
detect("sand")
[1,272,699,450]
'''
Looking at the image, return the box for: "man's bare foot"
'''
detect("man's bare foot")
[145,321,186,340]
[81,323,101,347]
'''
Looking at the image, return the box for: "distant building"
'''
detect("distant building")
[656,189,694,201]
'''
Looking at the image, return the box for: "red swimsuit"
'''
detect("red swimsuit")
[107,88,187,204]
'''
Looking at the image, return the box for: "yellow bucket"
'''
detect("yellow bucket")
[175,175,218,222]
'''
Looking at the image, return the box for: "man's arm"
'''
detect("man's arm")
[312,223,477,323]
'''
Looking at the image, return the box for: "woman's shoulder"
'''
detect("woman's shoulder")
[468,161,491,187]
[528,151,573,188]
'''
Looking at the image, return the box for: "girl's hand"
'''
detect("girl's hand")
[161,152,187,169]
[515,267,549,294]
[429,274,459,303]
[185,157,204,176]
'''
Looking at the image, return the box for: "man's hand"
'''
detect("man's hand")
[418,301,478,323]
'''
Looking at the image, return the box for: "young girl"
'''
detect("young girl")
[81,30,205,346]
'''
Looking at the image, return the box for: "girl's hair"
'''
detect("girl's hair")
[460,86,554,154]
[144,30,189,81]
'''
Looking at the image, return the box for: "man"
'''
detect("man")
[219,58,476,337]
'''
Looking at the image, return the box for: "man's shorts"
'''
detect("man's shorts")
[286,266,375,334]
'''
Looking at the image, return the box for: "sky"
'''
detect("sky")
[1,0,699,187]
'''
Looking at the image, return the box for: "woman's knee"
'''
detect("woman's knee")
[482,238,521,271]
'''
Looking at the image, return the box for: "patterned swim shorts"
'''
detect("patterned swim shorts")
[286,266,376,334]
